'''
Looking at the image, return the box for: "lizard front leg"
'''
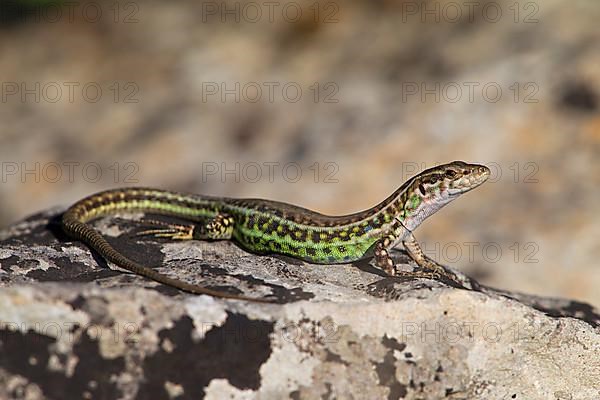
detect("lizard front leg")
[374,235,441,280]
[402,232,458,282]
[373,217,458,282]
[373,218,442,280]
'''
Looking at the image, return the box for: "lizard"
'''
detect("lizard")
[61,160,490,302]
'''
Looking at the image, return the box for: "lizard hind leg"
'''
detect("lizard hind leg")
[204,213,235,240]
[135,213,235,241]
[135,219,197,240]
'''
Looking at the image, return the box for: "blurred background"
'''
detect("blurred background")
[1,0,599,305]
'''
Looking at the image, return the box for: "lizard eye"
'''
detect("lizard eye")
[445,170,457,178]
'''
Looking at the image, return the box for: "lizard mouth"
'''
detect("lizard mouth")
[471,165,491,186]
[461,164,490,188]
[448,165,490,196]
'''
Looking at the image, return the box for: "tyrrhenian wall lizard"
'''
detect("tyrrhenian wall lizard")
[61,161,490,302]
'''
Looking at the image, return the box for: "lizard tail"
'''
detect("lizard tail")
[61,190,275,303]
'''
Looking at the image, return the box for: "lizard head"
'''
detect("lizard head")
[437,161,490,198]
[414,161,490,200]
[400,161,490,230]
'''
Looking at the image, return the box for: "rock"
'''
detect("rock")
[0,210,599,400]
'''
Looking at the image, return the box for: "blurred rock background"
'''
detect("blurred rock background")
[1,0,598,305]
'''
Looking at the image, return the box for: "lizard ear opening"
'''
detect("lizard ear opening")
[418,183,427,196]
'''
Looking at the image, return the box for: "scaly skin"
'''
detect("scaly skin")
[62,161,490,302]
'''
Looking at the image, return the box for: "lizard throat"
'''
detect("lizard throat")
[401,196,452,231]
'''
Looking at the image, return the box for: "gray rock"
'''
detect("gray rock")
[0,210,599,400]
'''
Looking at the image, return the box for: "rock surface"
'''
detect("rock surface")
[0,210,599,400]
